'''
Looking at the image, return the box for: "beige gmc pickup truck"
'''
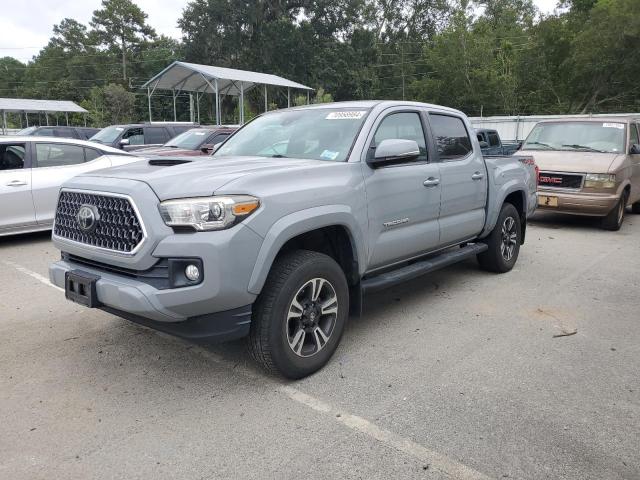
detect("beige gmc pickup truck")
[519,117,640,230]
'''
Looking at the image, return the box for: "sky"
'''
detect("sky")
[0,0,559,64]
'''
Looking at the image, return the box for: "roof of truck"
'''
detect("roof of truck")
[284,100,465,115]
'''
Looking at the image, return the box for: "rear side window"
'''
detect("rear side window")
[35,143,86,167]
[84,148,102,161]
[0,144,26,170]
[144,127,169,144]
[488,132,500,146]
[429,114,472,160]
[54,127,78,139]
[373,112,428,162]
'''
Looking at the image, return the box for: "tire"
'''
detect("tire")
[248,250,349,379]
[601,190,628,231]
[477,202,522,273]
[631,201,640,214]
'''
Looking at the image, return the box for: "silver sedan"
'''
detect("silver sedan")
[0,136,141,236]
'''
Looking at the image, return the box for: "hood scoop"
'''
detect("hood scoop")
[148,158,192,167]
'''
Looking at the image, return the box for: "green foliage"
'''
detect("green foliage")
[2,0,638,127]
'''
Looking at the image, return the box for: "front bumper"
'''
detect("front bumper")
[49,223,263,341]
[537,189,619,216]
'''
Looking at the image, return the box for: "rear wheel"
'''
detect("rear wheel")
[601,191,628,231]
[477,202,521,273]
[248,250,349,379]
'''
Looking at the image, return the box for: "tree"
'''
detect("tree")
[90,0,156,81]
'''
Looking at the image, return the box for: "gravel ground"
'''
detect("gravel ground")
[1,211,638,480]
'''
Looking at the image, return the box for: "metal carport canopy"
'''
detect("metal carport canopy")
[141,61,313,125]
[0,98,87,134]
[142,61,313,95]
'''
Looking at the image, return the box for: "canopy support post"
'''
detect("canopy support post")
[172,89,177,121]
[25,112,29,127]
[215,78,220,126]
[196,92,201,124]
[264,85,268,112]
[1,110,6,135]
[84,113,87,127]
[239,81,244,125]
[45,112,49,126]
[307,91,310,105]
[65,112,69,126]
[147,86,152,122]
[287,87,290,108]
[189,93,194,123]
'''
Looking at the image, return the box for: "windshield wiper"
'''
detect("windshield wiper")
[524,141,554,150]
[561,144,605,153]
[270,154,288,158]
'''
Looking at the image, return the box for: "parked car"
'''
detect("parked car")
[17,125,100,140]
[519,117,640,230]
[0,136,138,236]
[475,128,521,156]
[49,101,537,378]
[135,126,237,156]
[89,122,198,151]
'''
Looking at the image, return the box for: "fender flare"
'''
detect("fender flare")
[247,205,366,295]
[480,181,527,238]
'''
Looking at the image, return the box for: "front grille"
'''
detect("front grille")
[54,191,144,253]
[538,171,584,189]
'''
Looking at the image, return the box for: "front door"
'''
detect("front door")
[0,142,35,231]
[362,109,441,270]
[428,113,487,245]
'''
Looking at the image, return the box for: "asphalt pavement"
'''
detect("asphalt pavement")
[1,211,638,480]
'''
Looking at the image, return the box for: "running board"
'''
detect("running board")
[361,243,488,294]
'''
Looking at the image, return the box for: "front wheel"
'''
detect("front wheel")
[477,202,522,273]
[248,250,349,379]
[601,191,628,231]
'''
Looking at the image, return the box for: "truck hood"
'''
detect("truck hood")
[518,150,620,173]
[78,156,330,200]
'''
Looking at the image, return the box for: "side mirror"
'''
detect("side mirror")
[478,141,489,149]
[119,138,130,147]
[200,143,214,154]
[630,144,640,155]
[368,139,420,168]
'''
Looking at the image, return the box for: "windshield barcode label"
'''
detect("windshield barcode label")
[326,111,366,120]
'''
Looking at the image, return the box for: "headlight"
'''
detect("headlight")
[584,173,616,189]
[159,195,260,231]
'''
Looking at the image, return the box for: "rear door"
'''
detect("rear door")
[0,142,35,231]
[429,112,487,245]
[362,108,441,270]
[31,142,111,224]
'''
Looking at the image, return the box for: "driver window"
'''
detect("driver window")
[0,144,26,170]
[372,112,428,162]
[630,123,639,148]
[123,127,144,145]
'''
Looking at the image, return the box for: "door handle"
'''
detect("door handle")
[6,180,27,187]
[423,177,440,187]
[471,172,485,180]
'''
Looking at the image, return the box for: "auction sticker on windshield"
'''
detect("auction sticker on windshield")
[603,123,624,129]
[326,111,366,120]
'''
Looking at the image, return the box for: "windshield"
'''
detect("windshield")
[165,129,212,149]
[90,126,124,143]
[214,107,370,161]
[17,126,37,135]
[523,121,626,153]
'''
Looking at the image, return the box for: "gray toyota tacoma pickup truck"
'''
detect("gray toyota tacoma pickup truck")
[49,101,537,378]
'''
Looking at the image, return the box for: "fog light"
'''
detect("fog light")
[185,264,200,282]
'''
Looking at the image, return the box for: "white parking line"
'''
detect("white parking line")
[1,260,64,292]
[7,261,491,480]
